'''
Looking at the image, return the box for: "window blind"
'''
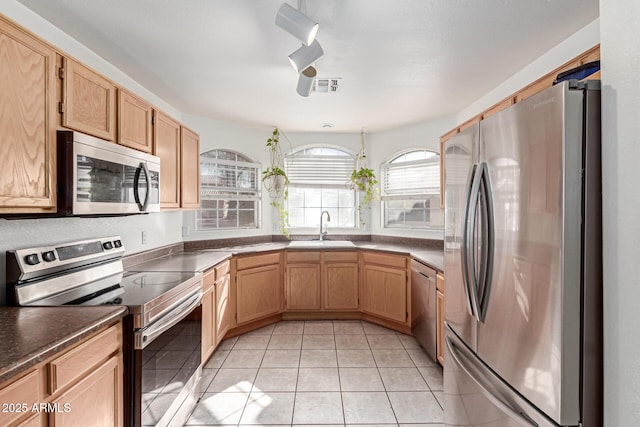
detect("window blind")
[285,155,355,186]
[381,158,440,197]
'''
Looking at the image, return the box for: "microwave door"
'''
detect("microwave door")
[71,136,159,215]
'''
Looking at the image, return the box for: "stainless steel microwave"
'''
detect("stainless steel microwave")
[57,131,160,215]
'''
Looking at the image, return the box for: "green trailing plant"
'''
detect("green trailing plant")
[262,128,291,238]
[349,129,379,225]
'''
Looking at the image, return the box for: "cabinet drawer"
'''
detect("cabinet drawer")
[362,252,406,269]
[47,324,121,395]
[323,251,358,262]
[215,260,231,278]
[236,252,280,270]
[286,251,320,263]
[203,268,216,292]
[0,370,40,426]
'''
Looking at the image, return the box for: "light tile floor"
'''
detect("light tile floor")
[186,320,443,426]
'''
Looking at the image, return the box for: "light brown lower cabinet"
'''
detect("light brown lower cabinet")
[361,264,408,323]
[216,272,231,344]
[286,263,321,310]
[436,272,445,365]
[201,282,216,364]
[236,254,282,324]
[0,322,123,427]
[49,355,123,427]
[323,253,359,311]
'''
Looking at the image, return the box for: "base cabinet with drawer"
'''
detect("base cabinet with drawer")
[436,272,445,365]
[0,322,123,427]
[360,252,410,325]
[235,252,283,324]
[285,251,359,312]
[202,259,232,364]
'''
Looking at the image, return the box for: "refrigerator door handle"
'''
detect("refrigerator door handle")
[464,163,483,320]
[477,162,495,323]
[461,164,478,317]
[445,335,538,427]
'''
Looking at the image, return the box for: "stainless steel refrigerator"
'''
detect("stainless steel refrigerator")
[443,80,602,427]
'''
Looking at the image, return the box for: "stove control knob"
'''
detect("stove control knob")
[24,254,40,266]
[102,241,114,250]
[113,240,122,248]
[42,251,56,262]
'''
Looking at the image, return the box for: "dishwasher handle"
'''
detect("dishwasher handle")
[416,271,434,281]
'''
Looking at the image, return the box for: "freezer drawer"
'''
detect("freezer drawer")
[444,325,560,427]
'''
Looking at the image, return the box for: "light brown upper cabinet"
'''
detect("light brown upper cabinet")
[118,89,153,153]
[0,17,57,213]
[180,126,201,209]
[60,57,116,141]
[153,110,181,208]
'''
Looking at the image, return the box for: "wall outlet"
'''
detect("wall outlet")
[141,230,148,245]
[182,226,190,237]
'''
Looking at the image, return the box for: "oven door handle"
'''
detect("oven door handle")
[134,288,203,350]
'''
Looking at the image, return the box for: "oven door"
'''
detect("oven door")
[60,131,160,215]
[132,290,203,427]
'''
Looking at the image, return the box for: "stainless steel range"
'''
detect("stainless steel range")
[6,236,203,427]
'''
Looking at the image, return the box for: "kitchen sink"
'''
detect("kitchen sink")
[288,240,356,248]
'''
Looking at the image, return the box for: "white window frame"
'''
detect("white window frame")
[285,145,359,230]
[381,149,443,230]
[197,149,261,231]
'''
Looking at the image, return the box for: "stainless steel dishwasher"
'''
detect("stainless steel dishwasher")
[411,259,437,361]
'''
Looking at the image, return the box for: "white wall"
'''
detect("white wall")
[599,1,640,425]
[457,19,600,124]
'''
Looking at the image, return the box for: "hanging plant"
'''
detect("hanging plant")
[348,129,379,225]
[262,128,291,238]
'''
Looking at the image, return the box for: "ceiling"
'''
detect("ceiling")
[18,0,599,132]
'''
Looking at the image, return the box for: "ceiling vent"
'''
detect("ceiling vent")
[313,78,342,93]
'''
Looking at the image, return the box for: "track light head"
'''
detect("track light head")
[275,3,319,46]
[288,40,324,73]
[297,66,317,97]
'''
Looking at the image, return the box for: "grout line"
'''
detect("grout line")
[334,323,347,425]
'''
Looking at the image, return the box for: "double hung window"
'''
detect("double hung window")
[197,149,260,230]
[381,150,443,229]
[285,147,357,228]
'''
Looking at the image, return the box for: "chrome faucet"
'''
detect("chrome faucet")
[319,210,331,240]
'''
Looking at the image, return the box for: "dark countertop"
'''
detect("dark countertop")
[129,241,443,273]
[0,306,127,385]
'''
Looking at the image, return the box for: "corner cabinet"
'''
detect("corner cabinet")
[235,252,283,324]
[60,57,116,141]
[0,17,57,213]
[118,89,153,153]
[180,126,200,209]
[360,251,410,325]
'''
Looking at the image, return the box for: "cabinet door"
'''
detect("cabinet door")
[286,264,321,310]
[61,57,116,141]
[153,111,181,208]
[202,287,216,364]
[361,265,407,323]
[216,274,231,344]
[436,289,445,365]
[0,18,57,212]
[180,126,200,209]
[18,412,45,427]
[117,89,153,152]
[323,263,358,310]
[236,264,282,324]
[49,355,123,427]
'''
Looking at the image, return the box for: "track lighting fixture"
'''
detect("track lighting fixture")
[296,66,317,97]
[275,3,319,46]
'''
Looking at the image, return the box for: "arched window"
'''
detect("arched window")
[381,149,443,229]
[197,149,261,230]
[285,146,357,228]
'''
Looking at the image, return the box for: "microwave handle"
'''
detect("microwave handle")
[133,162,151,211]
